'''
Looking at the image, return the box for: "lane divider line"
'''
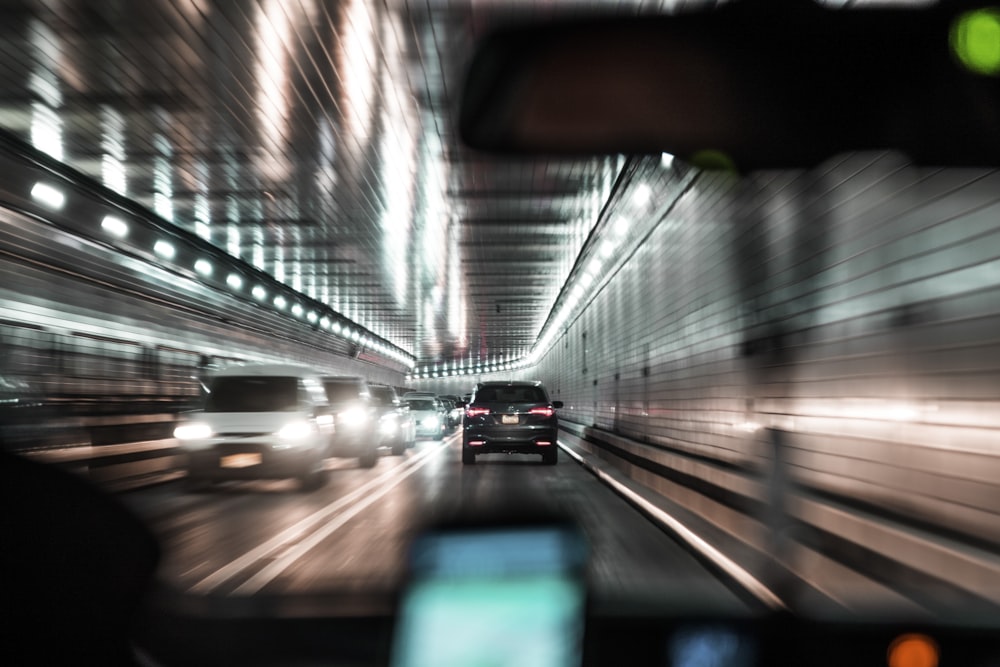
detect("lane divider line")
[234,440,448,595]
[188,438,453,595]
[558,439,786,611]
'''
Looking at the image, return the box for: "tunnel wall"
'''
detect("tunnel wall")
[535,152,1000,554]
[0,192,407,434]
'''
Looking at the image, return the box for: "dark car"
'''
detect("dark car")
[369,384,416,455]
[321,376,379,468]
[437,394,463,428]
[461,381,563,465]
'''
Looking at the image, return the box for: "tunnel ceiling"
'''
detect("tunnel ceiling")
[0,0,716,369]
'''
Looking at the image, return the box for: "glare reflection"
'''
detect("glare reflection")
[338,0,377,149]
[100,106,127,195]
[253,0,294,183]
[30,102,62,161]
[153,128,174,222]
[377,8,418,309]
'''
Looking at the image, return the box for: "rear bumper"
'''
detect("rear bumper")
[462,426,558,454]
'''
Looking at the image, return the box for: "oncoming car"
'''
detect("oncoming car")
[174,364,335,490]
[462,381,563,465]
[369,383,416,455]
[407,396,448,439]
[321,375,379,467]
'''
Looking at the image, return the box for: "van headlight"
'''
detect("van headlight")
[379,415,397,434]
[174,422,213,440]
[339,406,370,427]
[277,421,313,441]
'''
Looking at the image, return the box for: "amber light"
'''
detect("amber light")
[888,633,938,667]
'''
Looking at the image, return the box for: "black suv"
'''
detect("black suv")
[461,381,563,465]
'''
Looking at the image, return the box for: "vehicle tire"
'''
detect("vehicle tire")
[183,472,212,492]
[390,437,406,456]
[542,450,558,465]
[462,449,476,465]
[299,455,327,491]
[299,469,324,491]
[359,447,378,468]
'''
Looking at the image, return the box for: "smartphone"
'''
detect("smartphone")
[390,522,588,667]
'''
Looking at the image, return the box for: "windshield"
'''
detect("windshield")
[6,1,1000,665]
[323,381,362,403]
[203,377,301,413]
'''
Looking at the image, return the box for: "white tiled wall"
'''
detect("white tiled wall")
[536,152,1000,543]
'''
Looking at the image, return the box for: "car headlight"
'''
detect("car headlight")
[421,416,439,428]
[174,422,213,440]
[277,420,314,441]
[339,406,370,427]
[379,416,397,433]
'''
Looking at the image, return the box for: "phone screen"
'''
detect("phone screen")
[391,525,587,667]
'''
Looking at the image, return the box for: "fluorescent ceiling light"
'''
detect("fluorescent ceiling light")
[31,182,65,209]
[153,240,175,260]
[101,216,128,238]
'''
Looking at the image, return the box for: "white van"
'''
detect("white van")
[174,363,335,490]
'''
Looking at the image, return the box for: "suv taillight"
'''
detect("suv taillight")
[466,406,490,418]
[528,406,555,417]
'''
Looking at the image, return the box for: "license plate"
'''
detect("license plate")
[501,414,519,424]
[220,453,262,468]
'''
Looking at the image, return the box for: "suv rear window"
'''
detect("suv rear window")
[205,376,301,412]
[473,386,548,403]
[407,399,436,411]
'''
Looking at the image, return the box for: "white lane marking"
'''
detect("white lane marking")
[233,442,447,595]
[558,440,786,611]
[188,438,453,595]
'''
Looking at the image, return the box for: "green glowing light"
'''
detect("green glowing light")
[951,9,1000,76]
[690,149,737,172]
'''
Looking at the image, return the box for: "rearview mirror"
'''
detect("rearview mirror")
[460,2,1000,169]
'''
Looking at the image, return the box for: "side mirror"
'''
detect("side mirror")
[552,401,564,409]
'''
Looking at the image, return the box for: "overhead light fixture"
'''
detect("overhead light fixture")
[291,304,304,317]
[153,240,175,260]
[101,215,129,239]
[31,182,65,210]
[613,215,630,236]
[274,295,287,310]
[661,152,675,169]
[226,273,243,290]
[194,259,213,277]
[252,285,267,300]
[306,311,318,323]
[632,183,652,207]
